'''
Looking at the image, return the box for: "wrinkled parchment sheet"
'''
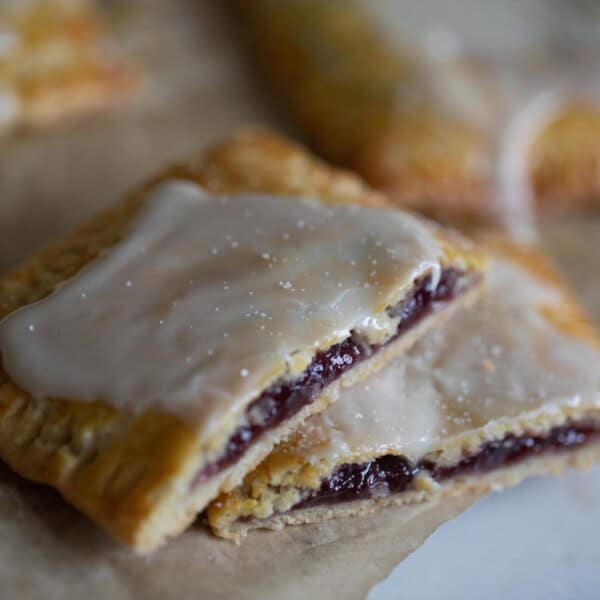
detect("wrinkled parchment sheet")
[0,2,480,599]
[0,461,475,600]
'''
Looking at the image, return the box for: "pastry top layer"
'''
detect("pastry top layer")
[256,240,600,479]
[0,178,453,442]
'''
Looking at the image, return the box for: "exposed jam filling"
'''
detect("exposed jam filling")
[295,455,417,508]
[293,420,600,509]
[194,268,468,483]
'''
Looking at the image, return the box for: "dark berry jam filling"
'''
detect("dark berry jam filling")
[194,268,467,484]
[295,455,418,509]
[423,420,600,480]
[291,420,600,510]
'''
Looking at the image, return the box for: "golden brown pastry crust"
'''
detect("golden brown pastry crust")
[478,232,600,348]
[0,0,135,132]
[236,0,491,228]
[0,130,485,551]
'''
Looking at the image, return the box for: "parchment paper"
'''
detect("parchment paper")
[0,2,480,599]
[0,461,476,600]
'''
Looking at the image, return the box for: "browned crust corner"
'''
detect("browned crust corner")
[477,232,600,349]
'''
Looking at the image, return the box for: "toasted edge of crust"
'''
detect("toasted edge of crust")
[477,232,600,349]
[354,113,491,228]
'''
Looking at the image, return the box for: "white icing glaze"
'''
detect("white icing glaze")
[0,180,446,439]
[296,255,600,464]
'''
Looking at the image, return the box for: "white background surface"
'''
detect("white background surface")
[370,464,600,599]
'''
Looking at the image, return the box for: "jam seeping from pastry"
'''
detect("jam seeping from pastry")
[196,268,469,481]
[293,419,600,509]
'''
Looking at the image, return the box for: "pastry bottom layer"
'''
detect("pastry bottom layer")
[292,419,600,509]
[195,268,468,483]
